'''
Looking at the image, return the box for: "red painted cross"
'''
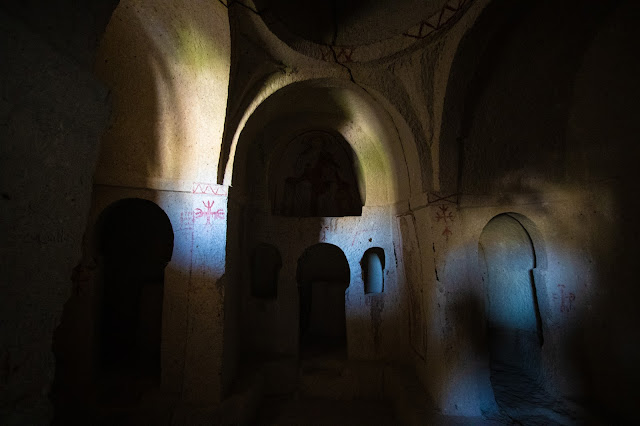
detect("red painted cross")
[435,205,454,224]
[194,200,225,225]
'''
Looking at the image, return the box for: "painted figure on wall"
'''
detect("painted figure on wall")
[272,130,362,217]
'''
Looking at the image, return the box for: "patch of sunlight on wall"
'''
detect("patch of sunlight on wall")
[333,90,400,205]
[429,181,614,415]
[138,0,230,184]
[96,0,230,190]
[339,122,387,204]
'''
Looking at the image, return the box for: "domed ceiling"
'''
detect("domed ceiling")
[253,0,451,46]
[252,0,473,62]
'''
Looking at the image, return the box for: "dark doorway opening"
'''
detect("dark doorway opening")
[297,243,350,359]
[95,198,173,401]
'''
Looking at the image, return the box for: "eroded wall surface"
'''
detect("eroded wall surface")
[94,0,230,403]
[410,0,640,419]
[3,0,640,423]
[0,12,109,425]
[53,0,233,410]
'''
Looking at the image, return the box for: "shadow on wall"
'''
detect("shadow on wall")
[425,250,496,417]
[434,0,639,419]
[51,198,173,424]
[250,243,282,299]
[427,211,597,421]
[565,0,640,418]
[439,0,622,196]
[2,0,121,65]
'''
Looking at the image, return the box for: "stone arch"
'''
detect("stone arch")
[223,78,421,207]
[479,213,546,416]
[225,78,410,366]
[94,198,173,386]
[438,0,620,195]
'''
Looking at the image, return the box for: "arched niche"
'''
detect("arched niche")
[94,0,230,188]
[362,247,385,294]
[296,243,350,358]
[250,243,282,299]
[438,0,619,195]
[479,213,545,416]
[94,198,173,390]
[223,78,420,207]
[270,130,363,217]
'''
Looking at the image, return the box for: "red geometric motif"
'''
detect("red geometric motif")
[192,182,227,196]
[403,0,470,39]
[435,205,455,239]
[194,200,225,225]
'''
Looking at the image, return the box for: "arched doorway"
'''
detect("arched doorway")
[95,198,173,397]
[297,243,350,359]
[479,213,545,415]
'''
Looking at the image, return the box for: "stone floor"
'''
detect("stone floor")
[490,360,584,425]
[255,396,398,425]
[53,350,605,425]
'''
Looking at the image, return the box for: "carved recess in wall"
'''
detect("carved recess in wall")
[250,0,474,63]
[271,130,362,217]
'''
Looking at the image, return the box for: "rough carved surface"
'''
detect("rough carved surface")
[2,0,640,424]
[272,131,362,217]
[0,12,109,425]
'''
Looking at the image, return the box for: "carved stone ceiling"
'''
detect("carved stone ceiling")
[253,0,451,46]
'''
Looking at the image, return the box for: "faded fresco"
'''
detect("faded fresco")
[272,130,362,217]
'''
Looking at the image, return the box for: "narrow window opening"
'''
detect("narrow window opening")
[362,247,385,294]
